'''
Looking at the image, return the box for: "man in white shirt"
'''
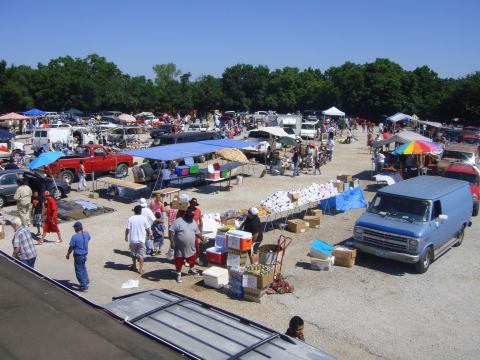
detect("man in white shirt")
[125,205,151,274]
[326,138,335,161]
[139,198,155,255]
[375,151,386,174]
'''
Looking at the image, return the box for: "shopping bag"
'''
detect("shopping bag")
[167,248,174,261]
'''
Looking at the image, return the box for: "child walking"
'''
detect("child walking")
[31,191,43,236]
[151,212,164,255]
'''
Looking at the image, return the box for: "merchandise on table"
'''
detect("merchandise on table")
[226,230,253,252]
[332,246,357,268]
[208,171,221,180]
[206,247,228,265]
[175,166,190,176]
[311,256,334,271]
[203,266,229,289]
[244,264,274,289]
[287,219,309,233]
[309,239,334,259]
[189,164,199,174]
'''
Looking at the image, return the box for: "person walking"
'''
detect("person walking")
[326,138,335,161]
[374,150,385,174]
[292,151,300,177]
[169,208,204,283]
[151,212,164,255]
[313,154,321,175]
[14,177,32,226]
[139,198,155,255]
[10,217,37,268]
[31,191,43,236]
[66,221,91,292]
[77,160,87,191]
[149,193,165,215]
[39,191,63,244]
[125,205,151,274]
[346,128,353,144]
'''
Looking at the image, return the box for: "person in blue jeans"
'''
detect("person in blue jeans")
[66,221,91,292]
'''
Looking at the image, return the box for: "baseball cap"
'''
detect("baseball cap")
[73,221,82,228]
[249,207,259,216]
[189,198,199,206]
[139,198,147,207]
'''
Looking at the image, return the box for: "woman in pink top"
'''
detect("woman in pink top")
[149,193,165,215]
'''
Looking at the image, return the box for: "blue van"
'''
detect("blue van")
[353,176,472,273]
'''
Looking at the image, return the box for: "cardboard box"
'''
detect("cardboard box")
[350,178,360,188]
[308,209,323,217]
[337,174,353,183]
[171,197,189,211]
[303,215,322,228]
[334,181,344,193]
[332,246,357,268]
[287,219,309,233]
[243,271,274,289]
[288,192,300,202]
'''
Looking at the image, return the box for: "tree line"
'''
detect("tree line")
[0,54,478,123]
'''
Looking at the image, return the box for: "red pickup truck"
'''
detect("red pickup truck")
[45,145,134,183]
[443,163,480,216]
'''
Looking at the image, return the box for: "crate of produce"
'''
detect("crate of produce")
[244,264,274,289]
[203,266,229,289]
[309,239,334,259]
[308,209,323,217]
[206,247,228,265]
[243,287,268,303]
[226,230,253,252]
[337,174,353,183]
[303,215,322,228]
[287,219,309,233]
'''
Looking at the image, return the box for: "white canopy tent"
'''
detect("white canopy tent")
[322,106,345,117]
[417,120,442,129]
[372,130,431,148]
[386,112,413,123]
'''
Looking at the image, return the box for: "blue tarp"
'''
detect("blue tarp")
[23,108,46,116]
[320,187,367,213]
[123,139,256,161]
[0,129,14,139]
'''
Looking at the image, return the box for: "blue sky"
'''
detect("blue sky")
[1,0,478,80]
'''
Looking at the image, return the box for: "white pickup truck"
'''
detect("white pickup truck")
[300,121,318,139]
[243,127,286,158]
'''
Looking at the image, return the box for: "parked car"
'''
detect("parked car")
[44,145,134,184]
[353,176,472,273]
[243,127,285,158]
[150,124,173,139]
[436,143,479,174]
[151,132,221,147]
[300,121,318,139]
[187,123,208,132]
[442,163,480,216]
[0,169,71,207]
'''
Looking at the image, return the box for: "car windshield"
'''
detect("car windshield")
[283,128,294,134]
[444,171,479,186]
[302,124,315,130]
[368,193,431,222]
[442,150,474,162]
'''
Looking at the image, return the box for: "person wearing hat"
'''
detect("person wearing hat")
[139,197,156,255]
[125,205,152,274]
[176,198,204,262]
[39,191,63,244]
[169,207,205,283]
[10,217,37,268]
[66,221,91,292]
[241,207,264,263]
[14,177,32,227]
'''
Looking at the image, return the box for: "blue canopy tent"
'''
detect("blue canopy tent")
[23,108,46,117]
[0,129,14,139]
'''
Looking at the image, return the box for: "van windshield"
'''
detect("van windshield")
[368,193,431,222]
[444,171,479,186]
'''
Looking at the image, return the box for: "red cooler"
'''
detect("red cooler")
[206,247,228,265]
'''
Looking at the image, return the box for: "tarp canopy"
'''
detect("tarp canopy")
[123,139,256,161]
[23,108,46,116]
[386,112,413,123]
[418,120,442,128]
[322,106,345,117]
[0,112,31,121]
[64,108,83,116]
[373,130,431,148]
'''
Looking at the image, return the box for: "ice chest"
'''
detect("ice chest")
[226,230,253,251]
[332,246,357,268]
[303,215,322,228]
[203,266,229,289]
[189,164,199,174]
[309,239,334,259]
[208,171,221,180]
[175,166,190,176]
[215,233,227,249]
[206,247,228,265]
[227,249,248,268]
[311,256,333,271]
[287,219,309,233]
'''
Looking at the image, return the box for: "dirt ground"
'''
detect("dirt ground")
[1,130,479,360]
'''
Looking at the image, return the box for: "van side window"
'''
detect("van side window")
[432,200,442,219]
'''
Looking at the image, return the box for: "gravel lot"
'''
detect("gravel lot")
[1,130,479,359]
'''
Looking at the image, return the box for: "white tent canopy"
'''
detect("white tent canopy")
[118,113,136,123]
[418,120,442,128]
[322,106,345,117]
[373,130,431,148]
[256,126,289,137]
[386,112,413,123]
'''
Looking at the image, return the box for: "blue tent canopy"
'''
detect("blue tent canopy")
[23,108,46,116]
[0,129,14,139]
[123,139,256,161]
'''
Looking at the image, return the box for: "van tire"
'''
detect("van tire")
[415,247,433,274]
[60,170,75,184]
[454,226,465,247]
[0,195,5,208]
[473,203,479,217]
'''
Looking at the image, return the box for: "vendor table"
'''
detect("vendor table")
[152,187,180,202]
[259,199,322,231]
[95,176,148,202]
[95,177,147,191]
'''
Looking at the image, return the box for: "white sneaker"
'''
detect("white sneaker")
[176,272,182,283]
[188,267,198,275]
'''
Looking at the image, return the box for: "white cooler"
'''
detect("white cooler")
[203,266,229,289]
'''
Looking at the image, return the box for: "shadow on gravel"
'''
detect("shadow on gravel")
[294,261,312,270]
[113,249,174,263]
[352,170,373,181]
[55,279,81,290]
[364,183,385,193]
[141,269,177,282]
[104,261,132,271]
[354,252,416,276]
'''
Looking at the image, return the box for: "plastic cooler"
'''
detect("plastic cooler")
[203,266,229,289]
[208,171,221,180]
[309,239,334,260]
[226,230,253,252]
[175,166,190,176]
[215,233,227,249]
[189,164,199,174]
[206,247,228,265]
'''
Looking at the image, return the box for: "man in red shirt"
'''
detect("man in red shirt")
[38,191,63,244]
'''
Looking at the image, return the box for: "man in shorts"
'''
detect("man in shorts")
[125,205,151,274]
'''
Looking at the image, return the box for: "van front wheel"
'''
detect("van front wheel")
[454,226,465,247]
[415,247,433,274]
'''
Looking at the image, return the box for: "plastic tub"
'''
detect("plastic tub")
[311,256,334,271]
[206,247,228,265]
